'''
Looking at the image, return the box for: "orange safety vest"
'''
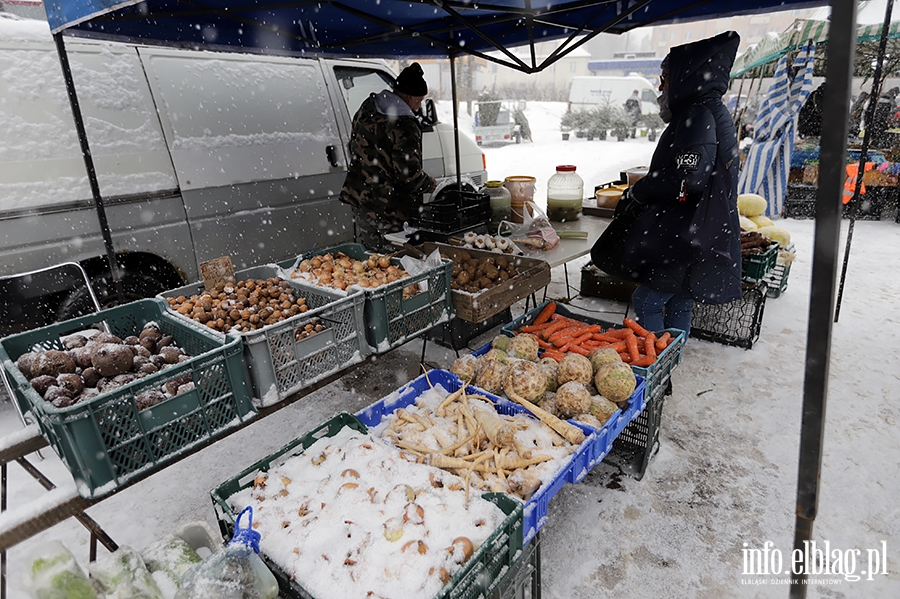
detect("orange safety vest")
[843,162,875,204]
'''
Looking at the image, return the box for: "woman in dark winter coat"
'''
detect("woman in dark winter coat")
[615,32,743,336]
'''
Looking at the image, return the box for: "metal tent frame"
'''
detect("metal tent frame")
[39,0,861,596]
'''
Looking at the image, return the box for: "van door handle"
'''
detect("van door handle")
[326,145,339,168]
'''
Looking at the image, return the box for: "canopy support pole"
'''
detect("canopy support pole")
[450,52,462,189]
[790,0,856,595]
[834,0,894,323]
[53,33,124,303]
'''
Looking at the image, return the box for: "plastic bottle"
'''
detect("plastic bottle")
[175,506,278,599]
[483,180,512,229]
[547,165,584,222]
[503,175,536,223]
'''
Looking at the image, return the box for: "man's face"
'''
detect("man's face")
[659,70,670,93]
[405,95,425,113]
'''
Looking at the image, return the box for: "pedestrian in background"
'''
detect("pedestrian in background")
[604,31,743,336]
[340,62,436,251]
[624,90,642,138]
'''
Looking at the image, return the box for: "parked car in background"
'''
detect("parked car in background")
[473,100,531,146]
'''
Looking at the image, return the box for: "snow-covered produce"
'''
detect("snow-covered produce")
[594,361,637,404]
[589,347,622,373]
[555,381,593,418]
[503,359,548,402]
[556,353,593,386]
[449,354,479,382]
[14,324,194,410]
[756,225,792,247]
[474,355,508,394]
[506,332,539,361]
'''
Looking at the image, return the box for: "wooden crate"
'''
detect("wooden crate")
[421,242,550,323]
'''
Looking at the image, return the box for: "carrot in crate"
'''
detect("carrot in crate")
[644,333,658,360]
[624,331,641,363]
[623,317,652,338]
[655,332,672,351]
[532,301,558,325]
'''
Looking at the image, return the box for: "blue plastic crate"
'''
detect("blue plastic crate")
[469,341,646,476]
[499,302,683,405]
[356,369,594,546]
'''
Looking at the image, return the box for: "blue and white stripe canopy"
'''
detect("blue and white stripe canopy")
[738,41,816,216]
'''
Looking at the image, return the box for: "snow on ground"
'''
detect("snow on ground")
[3,101,900,598]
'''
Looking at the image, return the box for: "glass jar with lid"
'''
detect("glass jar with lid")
[547,165,584,222]
[483,180,512,229]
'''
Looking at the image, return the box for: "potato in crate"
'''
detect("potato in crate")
[281,243,454,354]
[0,298,254,498]
[210,412,523,599]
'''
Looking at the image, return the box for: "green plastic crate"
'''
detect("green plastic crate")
[742,242,779,284]
[762,243,795,299]
[159,265,369,407]
[0,299,254,498]
[210,412,524,599]
[283,243,454,354]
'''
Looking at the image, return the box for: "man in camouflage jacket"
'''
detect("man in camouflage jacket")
[340,62,436,251]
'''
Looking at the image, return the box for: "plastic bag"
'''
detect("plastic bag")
[89,546,165,599]
[499,201,560,250]
[141,534,204,596]
[24,540,99,599]
[398,247,443,294]
[175,506,278,599]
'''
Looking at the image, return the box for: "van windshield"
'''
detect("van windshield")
[334,66,394,115]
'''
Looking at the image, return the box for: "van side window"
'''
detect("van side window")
[641,89,657,103]
[334,67,394,114]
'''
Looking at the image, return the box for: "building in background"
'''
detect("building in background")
[0,0,45,19]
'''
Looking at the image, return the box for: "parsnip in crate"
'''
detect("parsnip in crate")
[369,382,581,501]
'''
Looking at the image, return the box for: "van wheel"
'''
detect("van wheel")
[57,273,167,321]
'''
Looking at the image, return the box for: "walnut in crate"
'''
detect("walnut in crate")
[165,278,308,334]
[290,251,412,293]
[295,319,326,341]
[449,252,518,293]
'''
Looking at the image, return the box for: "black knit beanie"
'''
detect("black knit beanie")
[395,62,428,96]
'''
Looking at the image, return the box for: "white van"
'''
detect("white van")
[0,19,485,329]
[568,75,659,115]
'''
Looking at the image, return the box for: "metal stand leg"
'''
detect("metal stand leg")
[563,263,572,300]
[16,457,118,555]
[2,462,6,599]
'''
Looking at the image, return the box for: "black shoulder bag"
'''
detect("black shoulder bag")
[589,191,643,282]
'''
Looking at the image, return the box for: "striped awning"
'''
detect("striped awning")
[738,42,816,215]
[732,18,900,77]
